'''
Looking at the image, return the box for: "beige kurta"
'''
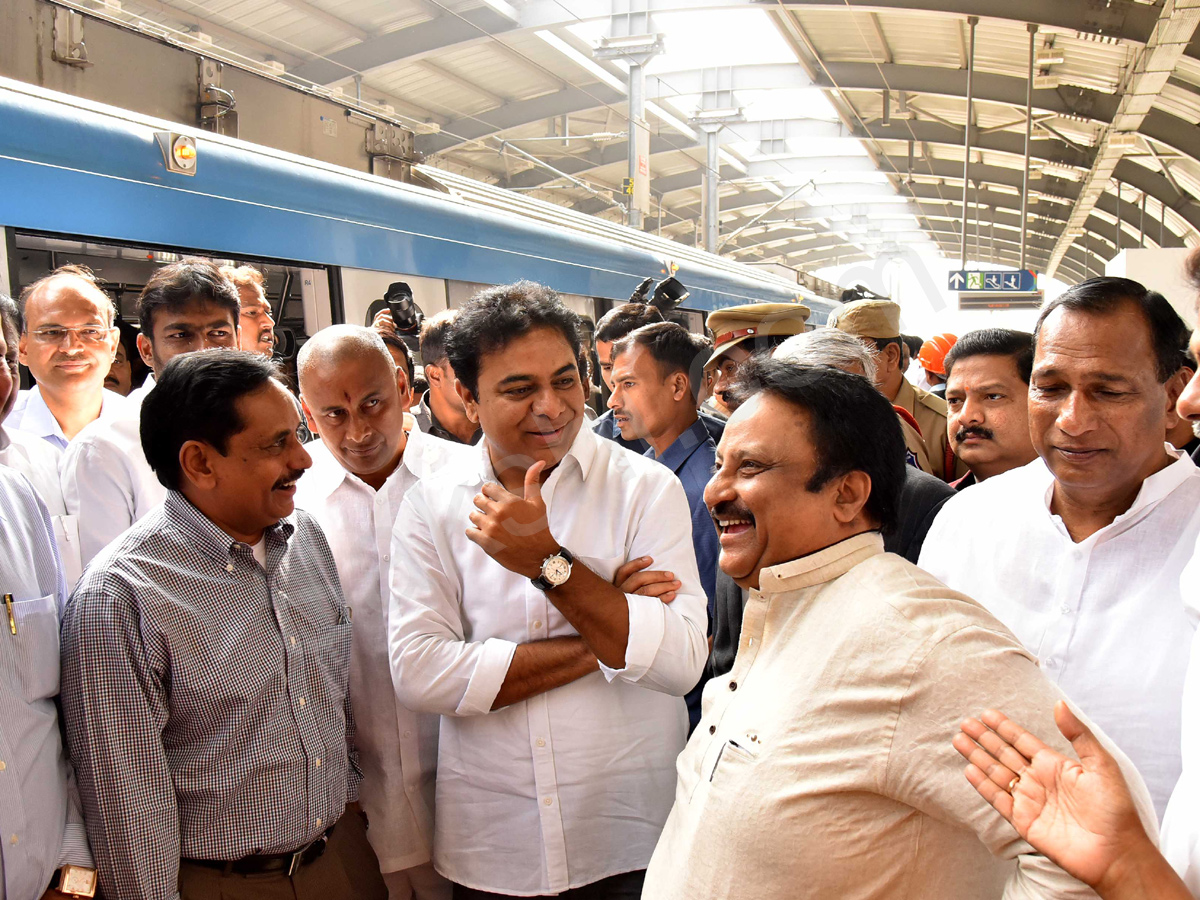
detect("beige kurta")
[895,377,966,482]
[643,532,1157,900]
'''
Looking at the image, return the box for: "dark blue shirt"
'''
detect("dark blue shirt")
[645,418,721,732]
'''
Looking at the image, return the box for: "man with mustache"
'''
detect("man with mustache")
[642,356,1153,900]
[920,278,1200,820]
[60,349,388,900]
[61,259,241,566]
[10,265,125,449]
[942,328,1038,490]
[388,282,707,898]
[221,265,276,357]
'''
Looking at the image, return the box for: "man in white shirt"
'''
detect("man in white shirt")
[10,265,125,450]
[61,259,241,567]
[0,293,83,585]
[295,326,470,900]
[920,276,1200,819]
[388,283,708,899]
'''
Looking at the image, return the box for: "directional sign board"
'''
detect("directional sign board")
[948,269,1036,293]
[958,291,1044,311]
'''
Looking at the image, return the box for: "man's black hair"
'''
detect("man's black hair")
[137,258,241,340]
[419,309,457,368]
[380,331,415,381]
[446,281,584,398]
[612,321,710,402]
[901,334,924,360]
[594,302,664,344]
[141,350,280,491]
[725,358,905,533]
[944,328,1035,384]
[1034,277,1188,383]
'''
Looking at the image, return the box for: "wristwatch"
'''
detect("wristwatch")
[531,547,574,592]
[57,864,98,897]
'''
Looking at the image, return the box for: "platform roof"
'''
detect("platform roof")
[100,0,1200,284]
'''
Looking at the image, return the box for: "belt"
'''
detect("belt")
[183,824,334,877]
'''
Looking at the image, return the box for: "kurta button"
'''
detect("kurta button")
[708,726,715,735]
[536,737,546,747]
[543,797,553,806]
[533,620,542,630]
[729,681,738,691]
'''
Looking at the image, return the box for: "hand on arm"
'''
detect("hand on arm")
[466,461,633,668]
[954,702,1189,900]
[614,557,681,604]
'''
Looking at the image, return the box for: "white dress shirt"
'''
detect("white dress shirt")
[8,386,126,451]
[919,448,1200,819]
[294,428,474,874]
[0,467,93,900]
[388,425,708,896]
[60,377,165,568]
[0,426,84,587]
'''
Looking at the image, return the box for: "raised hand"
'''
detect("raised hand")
[953,701,1159,892]
[466,461,560,579]
[613,556,681,603]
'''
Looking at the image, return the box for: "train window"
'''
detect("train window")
[8,231,332,394]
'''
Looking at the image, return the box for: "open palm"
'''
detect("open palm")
[954,701,1146,888]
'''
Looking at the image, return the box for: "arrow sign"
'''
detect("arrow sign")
[948,269,1036,292]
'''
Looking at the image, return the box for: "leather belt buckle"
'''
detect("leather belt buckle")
[286,847,305,878]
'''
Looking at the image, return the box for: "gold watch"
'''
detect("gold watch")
[57,864,98,898]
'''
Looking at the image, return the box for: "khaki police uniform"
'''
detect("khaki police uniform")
[897,413,934,475]
[828,299,966,482]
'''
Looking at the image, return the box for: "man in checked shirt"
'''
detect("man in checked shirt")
[60,350,387,900]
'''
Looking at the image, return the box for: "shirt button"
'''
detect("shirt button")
[9,834,16,845]
[403,730,411,738]
[1060,605,1071,615]
[315,818,322,827]
[533,620,542,630]
[290,636,297,647]
[536,737,546,748]
[383,555,390,562]
[299,697,307,707]
[1045,658,1058,668]
[225,563,234,573]
[543,797,553,807]
[314,758,321,768]
[729,681,738,691]
[0,760,6,772]
[708,726,716,735]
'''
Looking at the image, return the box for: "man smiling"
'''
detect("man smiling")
[921,277,1200,819]
[643,357,1153,900]
[388,282,707,898]
[61,350,387,900]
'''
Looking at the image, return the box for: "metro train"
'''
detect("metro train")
[0,76,836,371]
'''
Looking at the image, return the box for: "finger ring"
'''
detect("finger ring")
[1007,775,1020,793]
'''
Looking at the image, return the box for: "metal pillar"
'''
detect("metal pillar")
[1115,180,1122,253]
[704,129,719,253]
[1140,191,1146,247]
[627,62,649,230]
[960,16,979,267]
[1020,22,1037,271]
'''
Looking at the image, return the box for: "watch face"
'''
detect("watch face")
[542,555,572,586]
[60,865,98,896]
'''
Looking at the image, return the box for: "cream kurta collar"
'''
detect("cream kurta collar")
[757,531,885,594]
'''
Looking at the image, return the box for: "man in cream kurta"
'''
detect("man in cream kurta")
[643,356,1156,900]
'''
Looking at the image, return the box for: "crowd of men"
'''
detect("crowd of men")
[5,253,1200,900]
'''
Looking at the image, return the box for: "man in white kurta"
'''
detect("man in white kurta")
[920,278,1200,819]
[294,325,472,899]
[388,285,707,897]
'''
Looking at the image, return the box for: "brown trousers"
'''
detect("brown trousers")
[179,809,388,900]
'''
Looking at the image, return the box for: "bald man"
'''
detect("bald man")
[294,326,470,900]
[11,264,127,449]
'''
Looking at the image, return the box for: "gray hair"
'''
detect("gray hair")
[774,328,879,382]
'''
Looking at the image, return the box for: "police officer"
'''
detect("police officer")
[704,302,811,419]
[829,299,964,482]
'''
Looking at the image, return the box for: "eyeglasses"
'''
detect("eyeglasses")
[27,326,112,346]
